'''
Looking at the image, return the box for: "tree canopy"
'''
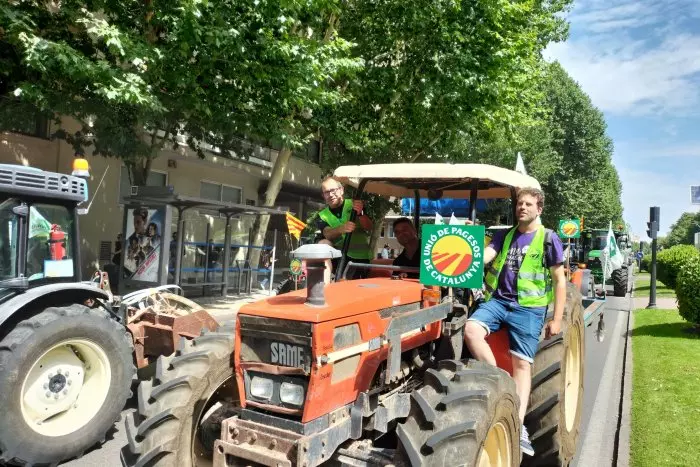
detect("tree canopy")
[664,212,700,247]
[1,0,358,183]
[1,0,631,261]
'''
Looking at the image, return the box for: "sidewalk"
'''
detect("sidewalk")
[196,290,274,323]
[632,296,678,310]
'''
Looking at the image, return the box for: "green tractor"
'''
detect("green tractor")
[576,227,632,297]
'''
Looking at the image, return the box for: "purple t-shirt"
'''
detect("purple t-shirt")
[488,228,564,304]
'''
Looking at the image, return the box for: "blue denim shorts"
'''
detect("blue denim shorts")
[467,298,547,363]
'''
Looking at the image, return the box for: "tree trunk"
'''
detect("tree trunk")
[248,147,293,269]
[130,157,153,186]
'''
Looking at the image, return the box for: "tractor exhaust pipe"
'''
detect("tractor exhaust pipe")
[291,244,342,307]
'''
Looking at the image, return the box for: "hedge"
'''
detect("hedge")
[656,245,700,289]
[676,255,700,327]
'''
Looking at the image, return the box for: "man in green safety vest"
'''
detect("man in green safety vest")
[314,176,373,279]
[463,187,566,457]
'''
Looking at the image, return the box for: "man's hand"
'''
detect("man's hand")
[341,221,356,234]
[544,318,562,340]
[352,200,364,214]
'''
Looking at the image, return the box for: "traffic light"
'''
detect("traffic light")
[647,206,660,239]
[646,221,658,239]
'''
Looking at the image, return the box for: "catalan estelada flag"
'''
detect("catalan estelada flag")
[286,212,307,240]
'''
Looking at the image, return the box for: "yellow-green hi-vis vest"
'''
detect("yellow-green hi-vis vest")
[484,226,553,307]
[318,199,372,260]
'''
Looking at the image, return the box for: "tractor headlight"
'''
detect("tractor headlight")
[250,376,274,400]
[279,382,305,406]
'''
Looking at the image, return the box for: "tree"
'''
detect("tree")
[665,212,700,247]
[2,1,360,268]
[538,62,623,228]
[318,0,573,251]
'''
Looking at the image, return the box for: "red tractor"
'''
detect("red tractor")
[122,163,605,466]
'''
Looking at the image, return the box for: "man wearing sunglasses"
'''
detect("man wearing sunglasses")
[315,176,373,279]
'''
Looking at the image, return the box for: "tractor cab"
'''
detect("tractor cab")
[331,162,542,281]
[0,162,88,303]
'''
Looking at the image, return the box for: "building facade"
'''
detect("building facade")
[1,117,326,283]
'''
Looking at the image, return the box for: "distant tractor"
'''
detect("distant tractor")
[122,163,606,467]
[576,227,631,297]
[0,161,217,466]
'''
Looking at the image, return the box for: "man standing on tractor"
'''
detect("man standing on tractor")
[464,187,566,457]
[314,176,373,279]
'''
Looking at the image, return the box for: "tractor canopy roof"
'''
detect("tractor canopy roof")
[333,163,541,200]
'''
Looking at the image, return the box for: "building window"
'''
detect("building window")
[200,181,242,204]
[0,98,50,139]
[385,222,395,238]
[119,166,167,200]
[292,139,321,165]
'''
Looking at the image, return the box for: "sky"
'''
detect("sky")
[544,0,700,239]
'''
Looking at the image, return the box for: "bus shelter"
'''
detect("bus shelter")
[119,186,287,297]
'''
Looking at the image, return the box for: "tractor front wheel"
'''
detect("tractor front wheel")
[396,359,520,466]
[121,327,237,467]
[0,304,134,466]
[523,283,585,466]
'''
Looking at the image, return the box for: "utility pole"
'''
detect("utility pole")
[645,206,660,309]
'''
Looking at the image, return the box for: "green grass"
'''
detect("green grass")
[634,272,676,298]
[631,309,700,467]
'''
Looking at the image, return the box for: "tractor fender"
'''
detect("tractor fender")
[0,283,110,331]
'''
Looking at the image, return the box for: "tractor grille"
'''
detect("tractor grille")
[0,164,87,203]
[238,315,313,373]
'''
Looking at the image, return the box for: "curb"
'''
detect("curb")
[616,303,633,467]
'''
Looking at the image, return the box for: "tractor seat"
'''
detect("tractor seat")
[368,258,395,278]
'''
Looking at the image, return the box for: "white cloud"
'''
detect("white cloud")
[545,0,700,116]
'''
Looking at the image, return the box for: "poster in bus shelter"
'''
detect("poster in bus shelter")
[124,207,165,282]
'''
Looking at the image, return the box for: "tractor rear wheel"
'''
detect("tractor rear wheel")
[121,327,237,467]
[523,283,585,466]
[612,268,628,297]
[395,359,520,466]
[0,304,134,466]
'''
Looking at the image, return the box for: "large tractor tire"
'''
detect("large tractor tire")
[396,359,520,466]
[612,267,628,297]
[121,328,237,467]
[0,304,134,466]
[523,283,585,466]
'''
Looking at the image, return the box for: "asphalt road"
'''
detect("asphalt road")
[572,287,631,467]
[61,287,632,467]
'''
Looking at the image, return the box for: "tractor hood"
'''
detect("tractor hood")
[239,278,423,323]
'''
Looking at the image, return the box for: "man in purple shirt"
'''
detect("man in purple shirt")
[464,187,566,457]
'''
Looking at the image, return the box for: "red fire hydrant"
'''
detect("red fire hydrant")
[48,224,66,260]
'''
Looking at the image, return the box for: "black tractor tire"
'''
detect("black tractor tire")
[523,283,585,467]
[612,267,628,297]
[121,328,236,467]
[0,304,134,466]
[396,359,520,466]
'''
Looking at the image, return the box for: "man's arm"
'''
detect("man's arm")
[544,231,567,338]
[483,245,498,265]
[545,264,567,338]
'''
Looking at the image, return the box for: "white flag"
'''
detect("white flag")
[515,152,527,175]
[435,212,444,225]
[601,221,624,280]
[449,213,464,225]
